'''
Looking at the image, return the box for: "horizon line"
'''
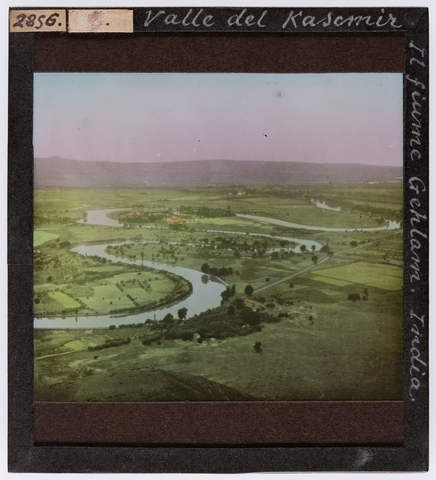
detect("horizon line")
[35,156,403,168]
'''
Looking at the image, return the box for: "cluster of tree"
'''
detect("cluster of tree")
[348,288,369,302]
[118,322,149,329]
[220,284,236,302]
[112,209,171,226]
[73,269,111,285]
[198,236,296,259]
[33,252,62,272]
[87,337,130,351]
[34,213,73,227]
[347,293,361,302]
[142,334,163,346]
[162,303,280,343]
[125,294,139,307]
[116,278,148,292]
[270,250,296,260]
[267,293,291,306]
[179,205,233,218]
[201,263,234,278]
[235,187,301,199]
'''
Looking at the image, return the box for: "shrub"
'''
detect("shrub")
[181,331,194,341]
[234,298,245,310]
[244,285,254,296]
[347,293,361,302]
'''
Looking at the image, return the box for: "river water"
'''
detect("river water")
[311,199,341,212]
[78,209,121,227]
[34,243,227,329]
[78,209,322,251]
[35,206,399,329]
[236,214,400,232]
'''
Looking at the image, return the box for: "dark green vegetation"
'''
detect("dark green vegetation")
[34,183,403,402]
[154,303,280,342]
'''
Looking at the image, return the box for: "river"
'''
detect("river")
[236,214,400,232]
[34,242,227,329]
[77,209,322,252]
[35,206,399,329]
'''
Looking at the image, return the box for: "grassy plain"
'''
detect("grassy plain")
[34,230,59,247]
[34,183,403,401]
[312,262,403,290]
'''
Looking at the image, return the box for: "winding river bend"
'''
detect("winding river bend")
[236,214,401,232]
[35,243,227,329]
[35,208,400,329]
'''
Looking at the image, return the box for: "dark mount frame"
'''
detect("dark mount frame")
[8,6,428,473]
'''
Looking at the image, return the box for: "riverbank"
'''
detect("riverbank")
[35,282,403,402]
[33,185,404,402]
[34,205,402,328]
[34,243,194,321]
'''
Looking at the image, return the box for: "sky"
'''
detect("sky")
[34,72,403,166]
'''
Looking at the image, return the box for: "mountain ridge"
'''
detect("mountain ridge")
[34,156,403,187]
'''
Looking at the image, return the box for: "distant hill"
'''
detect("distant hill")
[34,157,403,187]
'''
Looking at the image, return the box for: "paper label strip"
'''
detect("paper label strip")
[10,10,66,32]
[68,10,133,33]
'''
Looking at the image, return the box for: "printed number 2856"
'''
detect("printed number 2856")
[13,12,60,29]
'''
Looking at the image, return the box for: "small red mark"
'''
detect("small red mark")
[106,23,110,25]
[88,10,104,30]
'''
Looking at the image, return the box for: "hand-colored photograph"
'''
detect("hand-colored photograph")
[33,72,403,402]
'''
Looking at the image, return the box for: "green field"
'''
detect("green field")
[309,275,351,287]
[34,251,191,317]
[34,230,59,247]
[48,291,81,309]
[312,262,403,291]
[34,184,403,402]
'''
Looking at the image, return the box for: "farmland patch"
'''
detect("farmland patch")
[64,340,87,351]
[309,275,351,287]
[48,292,81,309]
[34,230,59,247]
[312,262,403,290]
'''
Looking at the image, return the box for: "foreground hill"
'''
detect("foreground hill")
[36,364,254,402]
[34,157,402,187]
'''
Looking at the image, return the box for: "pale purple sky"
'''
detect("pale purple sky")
[34,72,403,166]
